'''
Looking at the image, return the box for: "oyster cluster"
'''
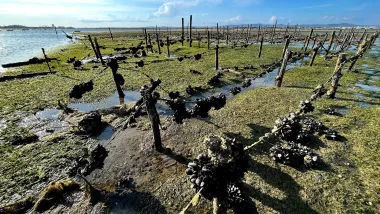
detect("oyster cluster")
[208,72,223,86]
[230,87,242,95]
[269,141,321,168]
[299,100,315,114]
[272,112,304,141]
[69,80,94,99]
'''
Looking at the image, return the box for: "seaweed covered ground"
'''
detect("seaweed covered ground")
[0,32,379,213]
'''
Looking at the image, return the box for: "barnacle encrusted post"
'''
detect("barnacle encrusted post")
[140,79,163,151]
[327,53,346,98]
[107,58,125,102]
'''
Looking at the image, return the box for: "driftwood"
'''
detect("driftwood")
[2,57,58,68]
[0,71,57,82]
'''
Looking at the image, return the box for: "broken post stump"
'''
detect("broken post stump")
[41,48,52,72]
[140,81,163,152]
[276,49,291,87]
[327,53,347,98]
[107,59,125,100]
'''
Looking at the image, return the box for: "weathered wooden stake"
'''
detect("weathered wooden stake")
[94,37,105,65]
[327,53,347,98]
[190,15,193,47]
[258,36,264,58]
[217,23,219,45]
[271,20,277,44]
[275,49,291,87]
[144,29,148,47]
[156,34,161,54]
[41,48,52,72]
[167,36,170,57]
[198,33,201,48]
[304,28,314,51]
[215,44,219,70]
[181,18,185,46]
[108,59,125,100]
[309,46,320,66]
[148,34,153,53]
[108,28,114,41]
[208,31,210,50]
[88,35,99,59]
[226,26,229,45]
[281,38,290,59]
[140,84,163,152]
[324,31,335,58]
[257,25,261,43]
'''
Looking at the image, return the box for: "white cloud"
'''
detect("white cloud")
[323,16,336,20]
[152,0,221,17]
[201,13,209,16]
[268,16,276,24]
[225,16,242,23]
[79,14,147,23]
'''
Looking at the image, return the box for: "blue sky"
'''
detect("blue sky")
[0,0,379,27]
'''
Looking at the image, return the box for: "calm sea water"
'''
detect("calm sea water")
[0,28,141,72]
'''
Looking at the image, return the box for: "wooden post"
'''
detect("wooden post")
[275,49,291,87]
[140,84,163,152]
[217,23,219,45]
[258,36,263,58]
[208,31,210,50]
[190,15,193,47]
[281,38,290,59]
[327,53,346,98]
[108,59,125,99]
[293,24,298,36]
[41,48,52,72]
[226,26,229,45]
[182,18,185,46]
[325,31,335,58]
[156,34,161,54]
[311,37,317,49]
[309,46,320,66]
[304,28,314,51]
[167,36,170,57]
[108,28,114,41]
[148,34,153,53]
[215,44,219,70]
[271,20,277,44]
[144,29,148,46]
[257,25,261,43]
[94,37,105,65]
[358,30,367,45]
[88,35,99,59]
[198,33,201,48]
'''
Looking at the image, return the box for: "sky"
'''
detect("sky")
[0,0,379,27]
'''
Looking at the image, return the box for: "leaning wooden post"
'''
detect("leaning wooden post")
[309,46,320,66]
[304,28,314,51]
[208,31,210,50]
[358,30,367,45]
[41,48,52,72]
[215,44,219,70]
[181,18,185,46]
[156,33,161,54]
[108,28,114,41]
[140,82,163,152]
[108,59,125,100]
[189,15,193,47]
[327,53,347,98]
[281,38,290,59]
[167,36,170,57]
[94,37,105,65]
[324,31,335,58]
[275,49,291,87]
[88,35,99,59]
[258,36,264,58]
